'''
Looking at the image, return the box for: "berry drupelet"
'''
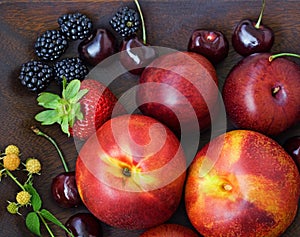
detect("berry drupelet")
[19,60,53,92]
[109,6,140,38]
[34,29,68,61]
[53,57,89,84]
[58,12,93,41]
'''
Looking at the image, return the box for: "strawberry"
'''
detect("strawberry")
[35,78,125,140]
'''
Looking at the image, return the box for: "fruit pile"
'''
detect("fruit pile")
[9,0,300,236]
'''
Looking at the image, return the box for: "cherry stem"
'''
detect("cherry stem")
[134,0,147,44]
[269,53,300,62]
[31,126,69,172]
[255,0,266,29]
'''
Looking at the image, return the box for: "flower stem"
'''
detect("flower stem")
[269,53,300,62]
[255,0,266,29]
[6,169,25,191]
[31,126,69,172]
[37,212,55,237]
[134,0,147,44]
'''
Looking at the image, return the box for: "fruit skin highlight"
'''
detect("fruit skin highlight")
[185,129,300,237]
[76,114,186,230]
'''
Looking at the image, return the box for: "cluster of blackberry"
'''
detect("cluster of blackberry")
[19,12,92,92]
[109,6,141,38]
[19,6,142,92]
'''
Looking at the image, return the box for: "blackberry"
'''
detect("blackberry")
[54,57,89,84]
[19,60,53,92]
[34,29,68,61]
[58,12,93,41]
[109,6,140,38]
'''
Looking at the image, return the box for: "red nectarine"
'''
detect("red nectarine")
[185,129,300,237]
[76,114,186,230]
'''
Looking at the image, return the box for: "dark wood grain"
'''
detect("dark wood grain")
[0,1,299,236]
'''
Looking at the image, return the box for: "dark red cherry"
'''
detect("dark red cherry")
[119,35,157,74]
[188,29,229,64]
[78,28,117,66]
[51,171,82,208]
[65,213,103,237]
[283,136,300,170]
[232,0,274,56]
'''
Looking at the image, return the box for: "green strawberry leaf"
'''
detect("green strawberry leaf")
[26,212,41,237]
[35,77,89,137]
[35,110,59,125]
[70,88,89,104]
[24,183,42,211]
[40,209,74,237]
[61,115,70,136]
[74,103,83,120]
[63,79,81,100]
[37,92,60,109]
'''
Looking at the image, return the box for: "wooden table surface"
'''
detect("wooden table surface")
[0,0,299,236]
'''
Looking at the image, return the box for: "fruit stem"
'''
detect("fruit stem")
[134,0,147,44]
[31,126,69,172]
[255,0,265,29]
[269,53,300,62]
[223,183,233,191]
[122,167,131,177]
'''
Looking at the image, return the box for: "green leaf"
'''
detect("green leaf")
[40,209,73,236]
[64,79,81,100]
[24,183,42,211]
[74,103,83,120]
[61,115,70,136]
[70,88,89,104]
[37,92,60,109]
[35,110,59,125]
[26,212,41,237]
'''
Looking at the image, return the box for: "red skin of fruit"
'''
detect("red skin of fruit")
[70,79,125,140]
[185,130,300,237]
[137,51,219,135]
[188,29,229,64]
[232,19,274,56]
[78,28,116,66]
[119,35,157,75]
[75,114,186,230]
[222,53,300,136]
[139,223,199,237]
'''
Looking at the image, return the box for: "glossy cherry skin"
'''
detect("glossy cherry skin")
[232,19,274,56]
[283,136,300,170]
[119,35,157,75]
[78,28,117,66]
[51,171,82,208]
[188,29,229,64]
[65,213,103,237]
